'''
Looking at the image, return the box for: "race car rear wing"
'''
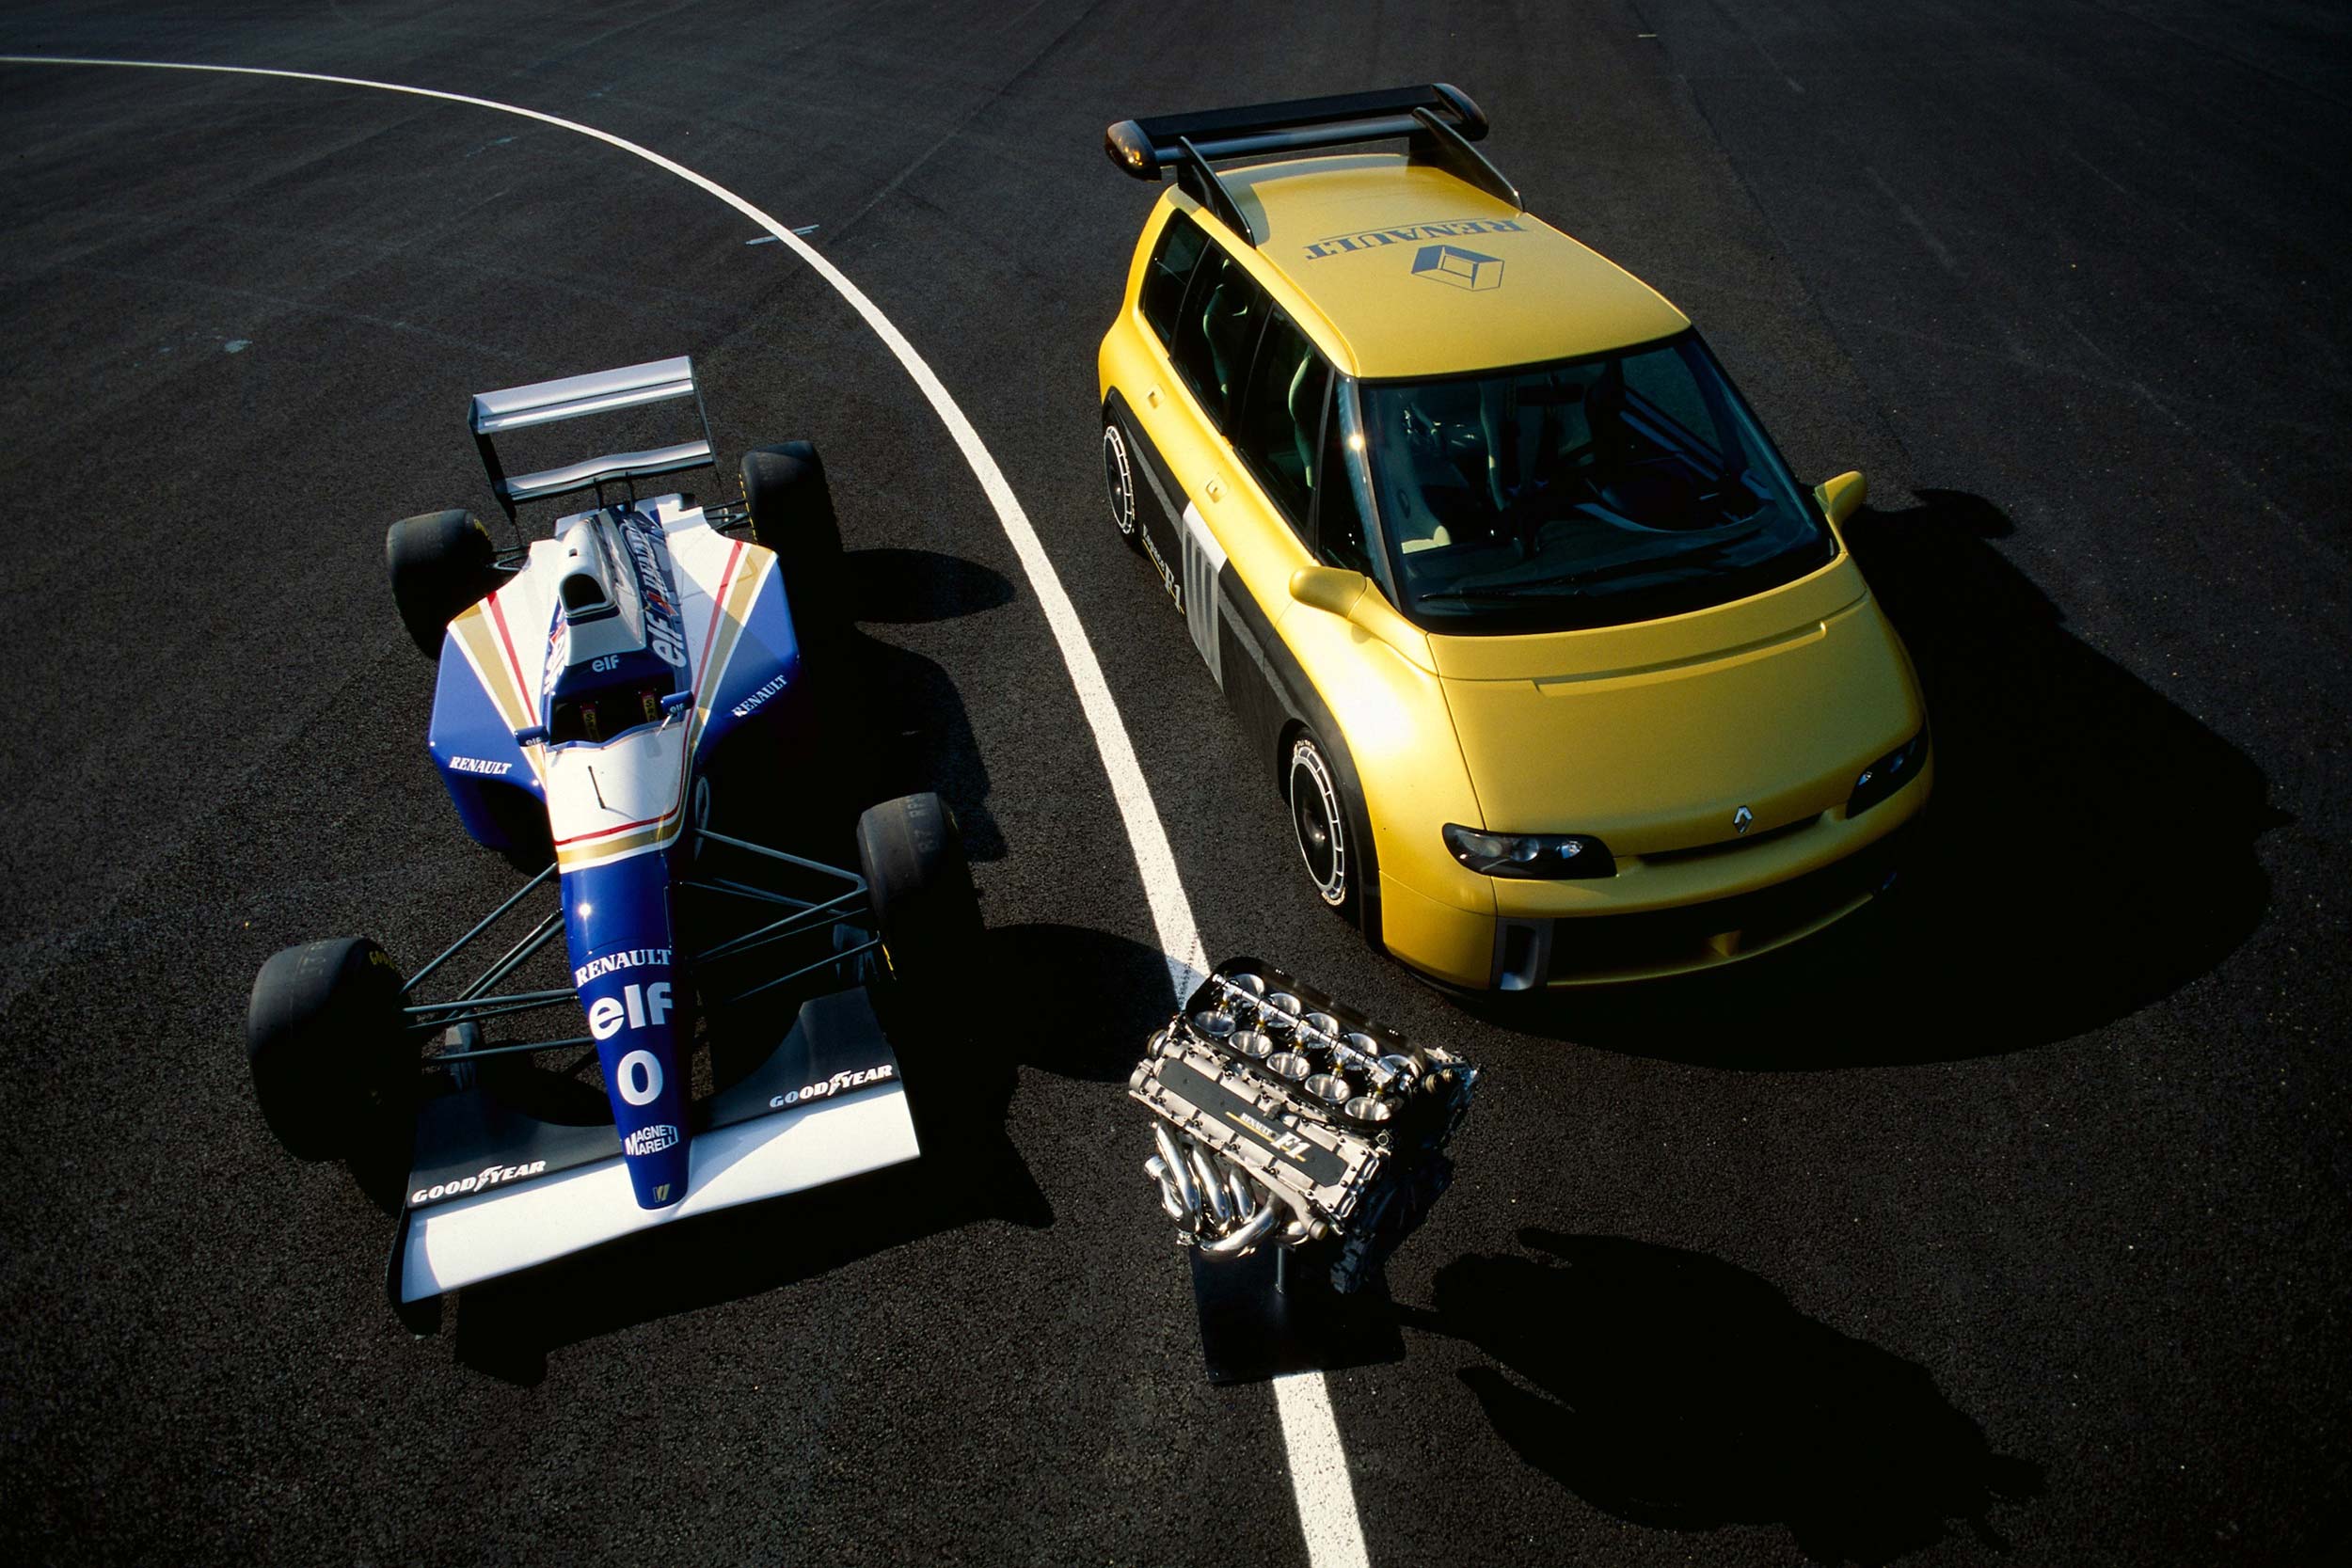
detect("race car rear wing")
[1103,84,1520,246]
[469,356,717,520]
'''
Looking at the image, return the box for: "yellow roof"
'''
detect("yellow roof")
[1188,154,1691,381]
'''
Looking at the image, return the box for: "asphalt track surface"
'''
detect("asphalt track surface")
[3,3,2348,1563]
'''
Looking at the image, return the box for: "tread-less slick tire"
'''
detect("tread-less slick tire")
[387,509,501,658]
[856,793,981,1044]
[742,441,851,646]
[246,937,406,1161]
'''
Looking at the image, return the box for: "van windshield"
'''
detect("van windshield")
[1351,332,1836,633]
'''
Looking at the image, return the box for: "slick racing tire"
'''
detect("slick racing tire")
[387,509,501,659]
[742,441,851,647]
[1101,413,1144,554]
[246,937,407,1161]
[856,793,981,1034]
[1288,729,1359,920]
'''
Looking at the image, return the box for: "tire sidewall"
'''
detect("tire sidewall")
[1287,731,1357,916]
[855,794,980,1030]
[1101,419,1141,546]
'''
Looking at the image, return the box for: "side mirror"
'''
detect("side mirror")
[659,689,694,716]
[513,723,548,747]
[1289,565,1368,617]
[1815,470,1867,530]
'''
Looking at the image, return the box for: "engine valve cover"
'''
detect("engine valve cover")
[1129,958,1476,1293]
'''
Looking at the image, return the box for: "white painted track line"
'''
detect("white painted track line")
[1275,1370,1375,1566]
[2,55,1371,1567]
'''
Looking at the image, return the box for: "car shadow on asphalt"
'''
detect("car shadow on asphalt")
[845,546,1014,863]
[984,922,1187,1082]
[1399,1229,2044,1561]
[1470,488,2282,1066]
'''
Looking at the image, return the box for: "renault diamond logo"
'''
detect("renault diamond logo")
[1411,243,1503,291]
[1733,805,1754,834]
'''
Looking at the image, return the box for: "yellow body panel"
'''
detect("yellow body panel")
[1194,155,1690,380]
[1096,158,1931,990]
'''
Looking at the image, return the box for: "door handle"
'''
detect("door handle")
[1146,385,1162,408]
[1204,476,1224,502]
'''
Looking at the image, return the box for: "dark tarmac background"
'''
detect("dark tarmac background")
[2,1,2346,1563]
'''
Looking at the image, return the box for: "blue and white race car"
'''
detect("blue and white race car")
[246,357,979,1325]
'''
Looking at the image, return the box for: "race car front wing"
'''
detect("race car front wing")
[388,985,916,1307]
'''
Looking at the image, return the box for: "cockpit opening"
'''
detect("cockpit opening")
[548,679,675,745]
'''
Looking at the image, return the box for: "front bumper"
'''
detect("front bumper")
[1379,758,1930,990]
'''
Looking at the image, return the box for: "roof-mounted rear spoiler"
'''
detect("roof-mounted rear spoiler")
[469,356,716,520]
[1103,84,1519,247]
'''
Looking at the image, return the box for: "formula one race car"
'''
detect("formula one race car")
[1096,87,1929,990]
[245,357,979,1323]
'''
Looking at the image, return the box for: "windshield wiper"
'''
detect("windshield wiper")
[1414,584,1579,607]
[1504,534,1747,593]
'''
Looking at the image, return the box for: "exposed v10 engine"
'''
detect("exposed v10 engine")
[1128,958,1477,1294]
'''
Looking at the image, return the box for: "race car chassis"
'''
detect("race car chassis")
[398,828,880,1070]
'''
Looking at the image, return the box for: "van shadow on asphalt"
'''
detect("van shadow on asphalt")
[1400,1230,2043,1563]
[1479,489,2280,1066]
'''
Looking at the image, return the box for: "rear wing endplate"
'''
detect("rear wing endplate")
[1103,84,1519,246]
[469,356,716,520]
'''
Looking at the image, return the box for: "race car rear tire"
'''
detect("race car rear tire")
[387,509,501,658]
[856,793,980,1038]
[742,441,851,646]
[246,937,406,1161]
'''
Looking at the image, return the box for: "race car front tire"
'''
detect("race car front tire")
[856,793,980,1040]
[246,937,406,1161]
[742,441,851,647]
[387,509,501,658]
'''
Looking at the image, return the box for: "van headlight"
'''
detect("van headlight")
[1443,824,1616,879]
[1848,732,1927,818]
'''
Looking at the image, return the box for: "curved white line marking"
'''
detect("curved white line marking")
[1,54,1365,1568]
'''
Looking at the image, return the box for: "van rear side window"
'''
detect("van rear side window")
[1138,212,1209,347]
[1168,244,1264,433]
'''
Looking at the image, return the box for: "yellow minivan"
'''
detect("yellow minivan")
[1096,86,1930,990]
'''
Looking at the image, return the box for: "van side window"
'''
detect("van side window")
[1168,242,1263,432]
[1232,309,1330,538]
[1138,212,1209,348]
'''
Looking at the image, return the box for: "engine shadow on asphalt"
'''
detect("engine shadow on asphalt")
[1399,1229,2043,1561]
[1477,489,2280,1067]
